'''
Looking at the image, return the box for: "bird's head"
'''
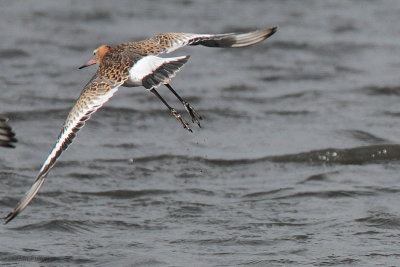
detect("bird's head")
[79,45,111,69]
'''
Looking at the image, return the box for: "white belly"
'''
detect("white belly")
[123,55,189,88]
[123,77,142,87]
[123,55,164,88]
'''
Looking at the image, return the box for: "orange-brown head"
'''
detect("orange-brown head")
[78,45,111,69]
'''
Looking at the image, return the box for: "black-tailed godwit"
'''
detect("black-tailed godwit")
[5,26,277,223]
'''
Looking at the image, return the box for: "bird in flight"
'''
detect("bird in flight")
[4,26,277,223]
[0,115,17,148]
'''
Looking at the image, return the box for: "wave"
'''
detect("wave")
[356,211,400,230]
[0,251,93,265]
[0,49,29,59]
[339,129,389,143]
[362,85,400,97]
[9,219,93,233]
[270,144,400,164]
[273,189,375,200]
[126,144,400,166]
[80,189,175,199]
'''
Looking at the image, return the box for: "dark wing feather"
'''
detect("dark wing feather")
[141,55,190,89]
[4,75,122,224]
[151,26,278,54]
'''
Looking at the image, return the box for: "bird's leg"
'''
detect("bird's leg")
[164,84,202,127]
[149,88,192,132]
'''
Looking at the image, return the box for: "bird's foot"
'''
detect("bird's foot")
[171,108,192,132]
[183,101,202,127]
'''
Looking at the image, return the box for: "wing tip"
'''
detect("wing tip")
[229,25,278,48]
[4,210,18,224]
[255,25,279,40]
[269,26,278,36]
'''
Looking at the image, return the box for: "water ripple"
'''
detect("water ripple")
[0,252,93,265]
[9,219,93,233]
[273,190,375,200]
[339,129,389,144]
[363,85,400,96]
[127,144,400,166]
[81,189,175,199]
[356,211,400,229]
[0,49,29,59]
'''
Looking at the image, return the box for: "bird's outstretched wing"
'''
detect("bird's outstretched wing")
[0,115,17,148]
[119,26,277,56]
[4,75,123,224]
[151,26,278,54]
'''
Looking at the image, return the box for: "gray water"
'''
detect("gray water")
[1,0,400,266]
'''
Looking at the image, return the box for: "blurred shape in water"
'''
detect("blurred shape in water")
[0,115,17,148]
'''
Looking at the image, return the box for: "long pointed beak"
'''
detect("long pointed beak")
[78,59,96,69]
